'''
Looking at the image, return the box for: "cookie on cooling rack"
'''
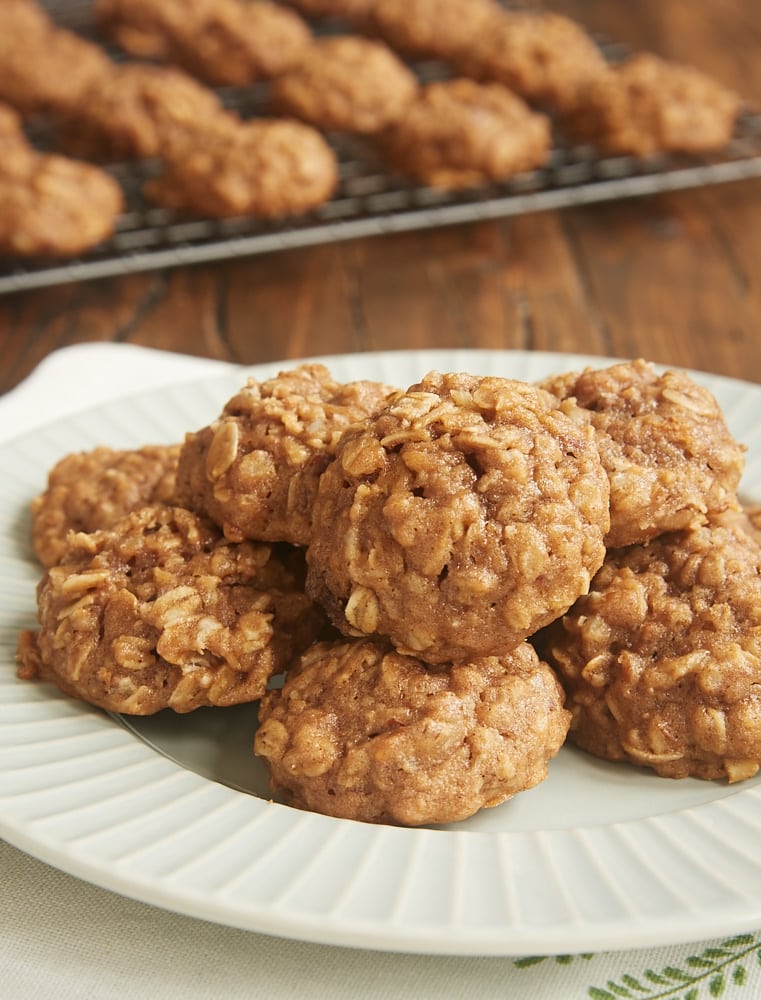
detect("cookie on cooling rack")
[536,519,761,783]
[0,142,124,257]
[0,0,112,117]
[561,52,742,156]
[270,35,419,135]
[17,504,328,715]
[305,370,609,665]
[255,637,570,825]
[453,9,608,114]
[175,364,396,546]
[540,359,745,549]
[364,0,501,62]
[377,77,551,189]
[145,117,339,218]
[54,62,238,161]
[95,0,312,87]
[31,444,181,567]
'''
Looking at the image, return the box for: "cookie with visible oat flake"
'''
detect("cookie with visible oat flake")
[31,444,181,568]
[540,359,745,548]
[17,505,327,715]
[255,637,570,826]
[174,364,397,546]
[536,520,761,784]
[305,370,610,665]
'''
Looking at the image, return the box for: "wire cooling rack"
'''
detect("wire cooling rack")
[3,1,761,294]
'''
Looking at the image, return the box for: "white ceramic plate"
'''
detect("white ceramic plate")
[4,348,761,957]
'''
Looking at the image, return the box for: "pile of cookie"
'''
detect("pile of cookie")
[0,0,744,257]
[17,358,761,827]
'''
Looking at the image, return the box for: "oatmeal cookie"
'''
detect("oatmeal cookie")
[175,364,395,545]
[537,521,761,783]
[0,143,124,257]
[0,0,112,117]
[540,359,745,548]
[55,63,237,162]
[306,370,610,664]
[454,9,607,114]
[145,117,339,218]
[31,444,180,568]
[95,0,312,87]
[365,0,501,62]
[562,52,741,156]
[378,78,551,189]
[17,504,327,715]
[255,637,570,825]
[270,36,419,135]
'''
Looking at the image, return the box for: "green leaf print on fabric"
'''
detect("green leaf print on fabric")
[584,935,761,1000]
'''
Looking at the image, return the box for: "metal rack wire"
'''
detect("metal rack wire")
[4,2,761,295]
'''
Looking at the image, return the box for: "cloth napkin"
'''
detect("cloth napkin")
[2,343,760,1000]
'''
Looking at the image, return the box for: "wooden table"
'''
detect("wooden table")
[2,0,761,394]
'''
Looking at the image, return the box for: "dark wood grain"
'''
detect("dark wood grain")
[2,0,761,391]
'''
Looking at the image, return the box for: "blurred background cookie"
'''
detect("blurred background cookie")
[270,35,419,134]
[0,0,112,117]
[378,78,551,188]
[145,118,340,219]
[95,0,312,86]
[54,62,238,161]
[365,0,501,62]
[453,9,608,114]
[0,118,124,257]
[561,52,742,155]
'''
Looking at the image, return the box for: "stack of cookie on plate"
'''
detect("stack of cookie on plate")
[17,357,761,827]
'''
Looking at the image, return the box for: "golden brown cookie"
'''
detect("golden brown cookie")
[562,52,742,156]
[537,521,761,783]
[0,0,112,116]
[31,444,180,567]
[540,359,745,548]
[54,62,237,162]
[145,117,339,218]
[454,9,607,113]
[365,0,501,62]
[306,370,610,664]
[175,364,396,544]
[0,144,124,257]
[95,0,312,87]
[17,504,327,715]
[270,35,419,135]
[378,77,551,189]
[255,637,570,825]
